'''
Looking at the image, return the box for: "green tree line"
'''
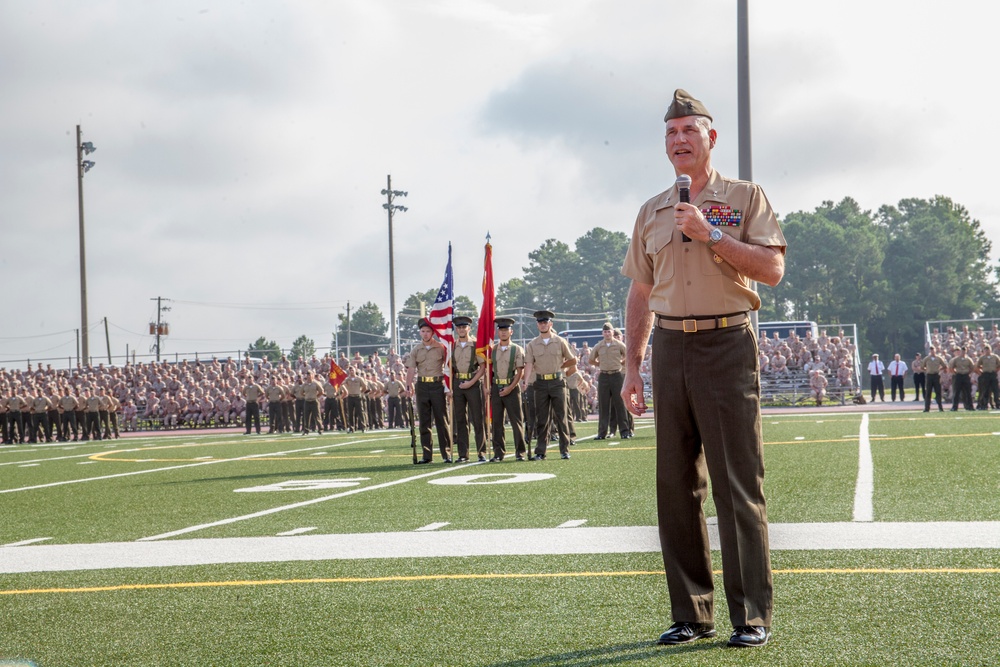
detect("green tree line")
[247,199,999,358]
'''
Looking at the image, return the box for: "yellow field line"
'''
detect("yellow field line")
[4,567,998,596]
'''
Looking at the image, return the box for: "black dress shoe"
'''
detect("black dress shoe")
[593,435,605,440]
[656,621,716,645]
[415,459,432,465]
[457,457,469,463]
[478,455,486,462]
[489,456,504,462]
[515,455,525,461]
[727,625,770,647]
[561,453,570,459]
[444,457,453,463]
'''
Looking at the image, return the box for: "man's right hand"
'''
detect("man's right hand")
[621,370,647,416]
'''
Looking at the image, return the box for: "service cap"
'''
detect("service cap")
[417,318,434,330]
[495,317,515,329]
[664,88,712,122]
[453,315,473,327]
[602,322,613,331]
[533,310,555,322]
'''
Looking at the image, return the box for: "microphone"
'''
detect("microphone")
[676,174,692,242]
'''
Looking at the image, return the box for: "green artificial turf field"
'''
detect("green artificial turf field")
[2,411,999,665]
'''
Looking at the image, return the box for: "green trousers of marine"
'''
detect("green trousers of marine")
[652,322,773,629]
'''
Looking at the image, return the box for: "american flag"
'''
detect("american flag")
[426,243,454,390]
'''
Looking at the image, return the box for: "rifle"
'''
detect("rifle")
[407,395,417,463]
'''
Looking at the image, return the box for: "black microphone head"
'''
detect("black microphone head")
[675,174,692,190]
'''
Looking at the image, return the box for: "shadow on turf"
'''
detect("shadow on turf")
[480,640,719,666]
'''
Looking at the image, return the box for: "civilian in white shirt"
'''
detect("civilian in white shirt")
[888,354,908,402]
[867,354,885,402]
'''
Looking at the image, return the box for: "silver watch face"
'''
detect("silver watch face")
[710,229,723,242]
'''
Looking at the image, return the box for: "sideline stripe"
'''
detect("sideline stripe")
[853,413,874,522]
[5,567,999,596]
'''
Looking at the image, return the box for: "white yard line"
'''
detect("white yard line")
[4,522,1000,574]
[138,462,485,542]
[0,436,408,495]
[853,413,874,522]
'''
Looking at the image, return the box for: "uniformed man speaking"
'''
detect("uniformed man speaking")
[620,89,786,648]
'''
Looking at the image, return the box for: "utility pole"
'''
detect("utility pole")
[381,175,408,356]
[736,0,759,332]
[150,297,171,361]
[345,301,352,359]
[104,317,112,364]
[76,125,96,364]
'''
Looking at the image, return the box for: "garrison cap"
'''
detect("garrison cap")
[664,88,712,122]
[453,316,473,327]
[417,318,433,330]
[602,322,613,331]
[495,317,515,329]
[533,309,555,321]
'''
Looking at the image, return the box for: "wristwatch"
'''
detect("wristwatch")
[707,228,724,248]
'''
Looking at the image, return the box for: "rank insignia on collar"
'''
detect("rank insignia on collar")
[702,205,742,227]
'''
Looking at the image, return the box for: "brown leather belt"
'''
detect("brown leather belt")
[656,312,748,333]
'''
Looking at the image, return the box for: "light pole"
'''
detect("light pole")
[76,125,96,365]
[381,175,408,356]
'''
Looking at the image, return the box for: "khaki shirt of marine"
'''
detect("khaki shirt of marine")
[32,396,52,413]
[59,395,79,411]
[924,356,945,374]
[951,357,974,375]
[524,335,574,376]
[911,358,925,373]
[87,396,102,412]
[8,396,25,411]
[266,386,284,402]
[324,383,340,399]
[406,343,447,377]
[492,342,525,381]
[385,380,405,398]
[590,339,627,372]
[621,169,786,317]
[302,380,323,401]
[244,384,263,402]
[452,340,482,376]
[978,354,1000,373]
[344,376,367,396]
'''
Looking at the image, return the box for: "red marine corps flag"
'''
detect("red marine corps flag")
[475,234,495,363]
[328,360,347,388]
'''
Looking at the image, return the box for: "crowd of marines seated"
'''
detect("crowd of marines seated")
[759,328,859,388]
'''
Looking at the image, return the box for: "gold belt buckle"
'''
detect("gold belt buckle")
[682,319,697,333]
[720,316,728,328]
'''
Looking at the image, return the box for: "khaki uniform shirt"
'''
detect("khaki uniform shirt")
[8,396,25,412]
[324,383,340,399]
[406,342,447,377]
[950,356,974,375]
[266,386,284,403]
[590,339,627,372]
[243,383,264,403]
[302,380,324,401]
[87,396,102,412]
[59,395,79,412]
[344,376,368,396]
[31,396,53,413]
[385,380,405,398]
[621,169,786,316]
[524,335,574,376]
[924,356,945,374]
[492,342,525,381]
[452,340,482,379]
[912,358,925,373]
[978,353,1000,373]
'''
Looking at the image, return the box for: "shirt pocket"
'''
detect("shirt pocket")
[646,211,674,280]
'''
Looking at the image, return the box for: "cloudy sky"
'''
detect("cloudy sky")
[2,0,997,367]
